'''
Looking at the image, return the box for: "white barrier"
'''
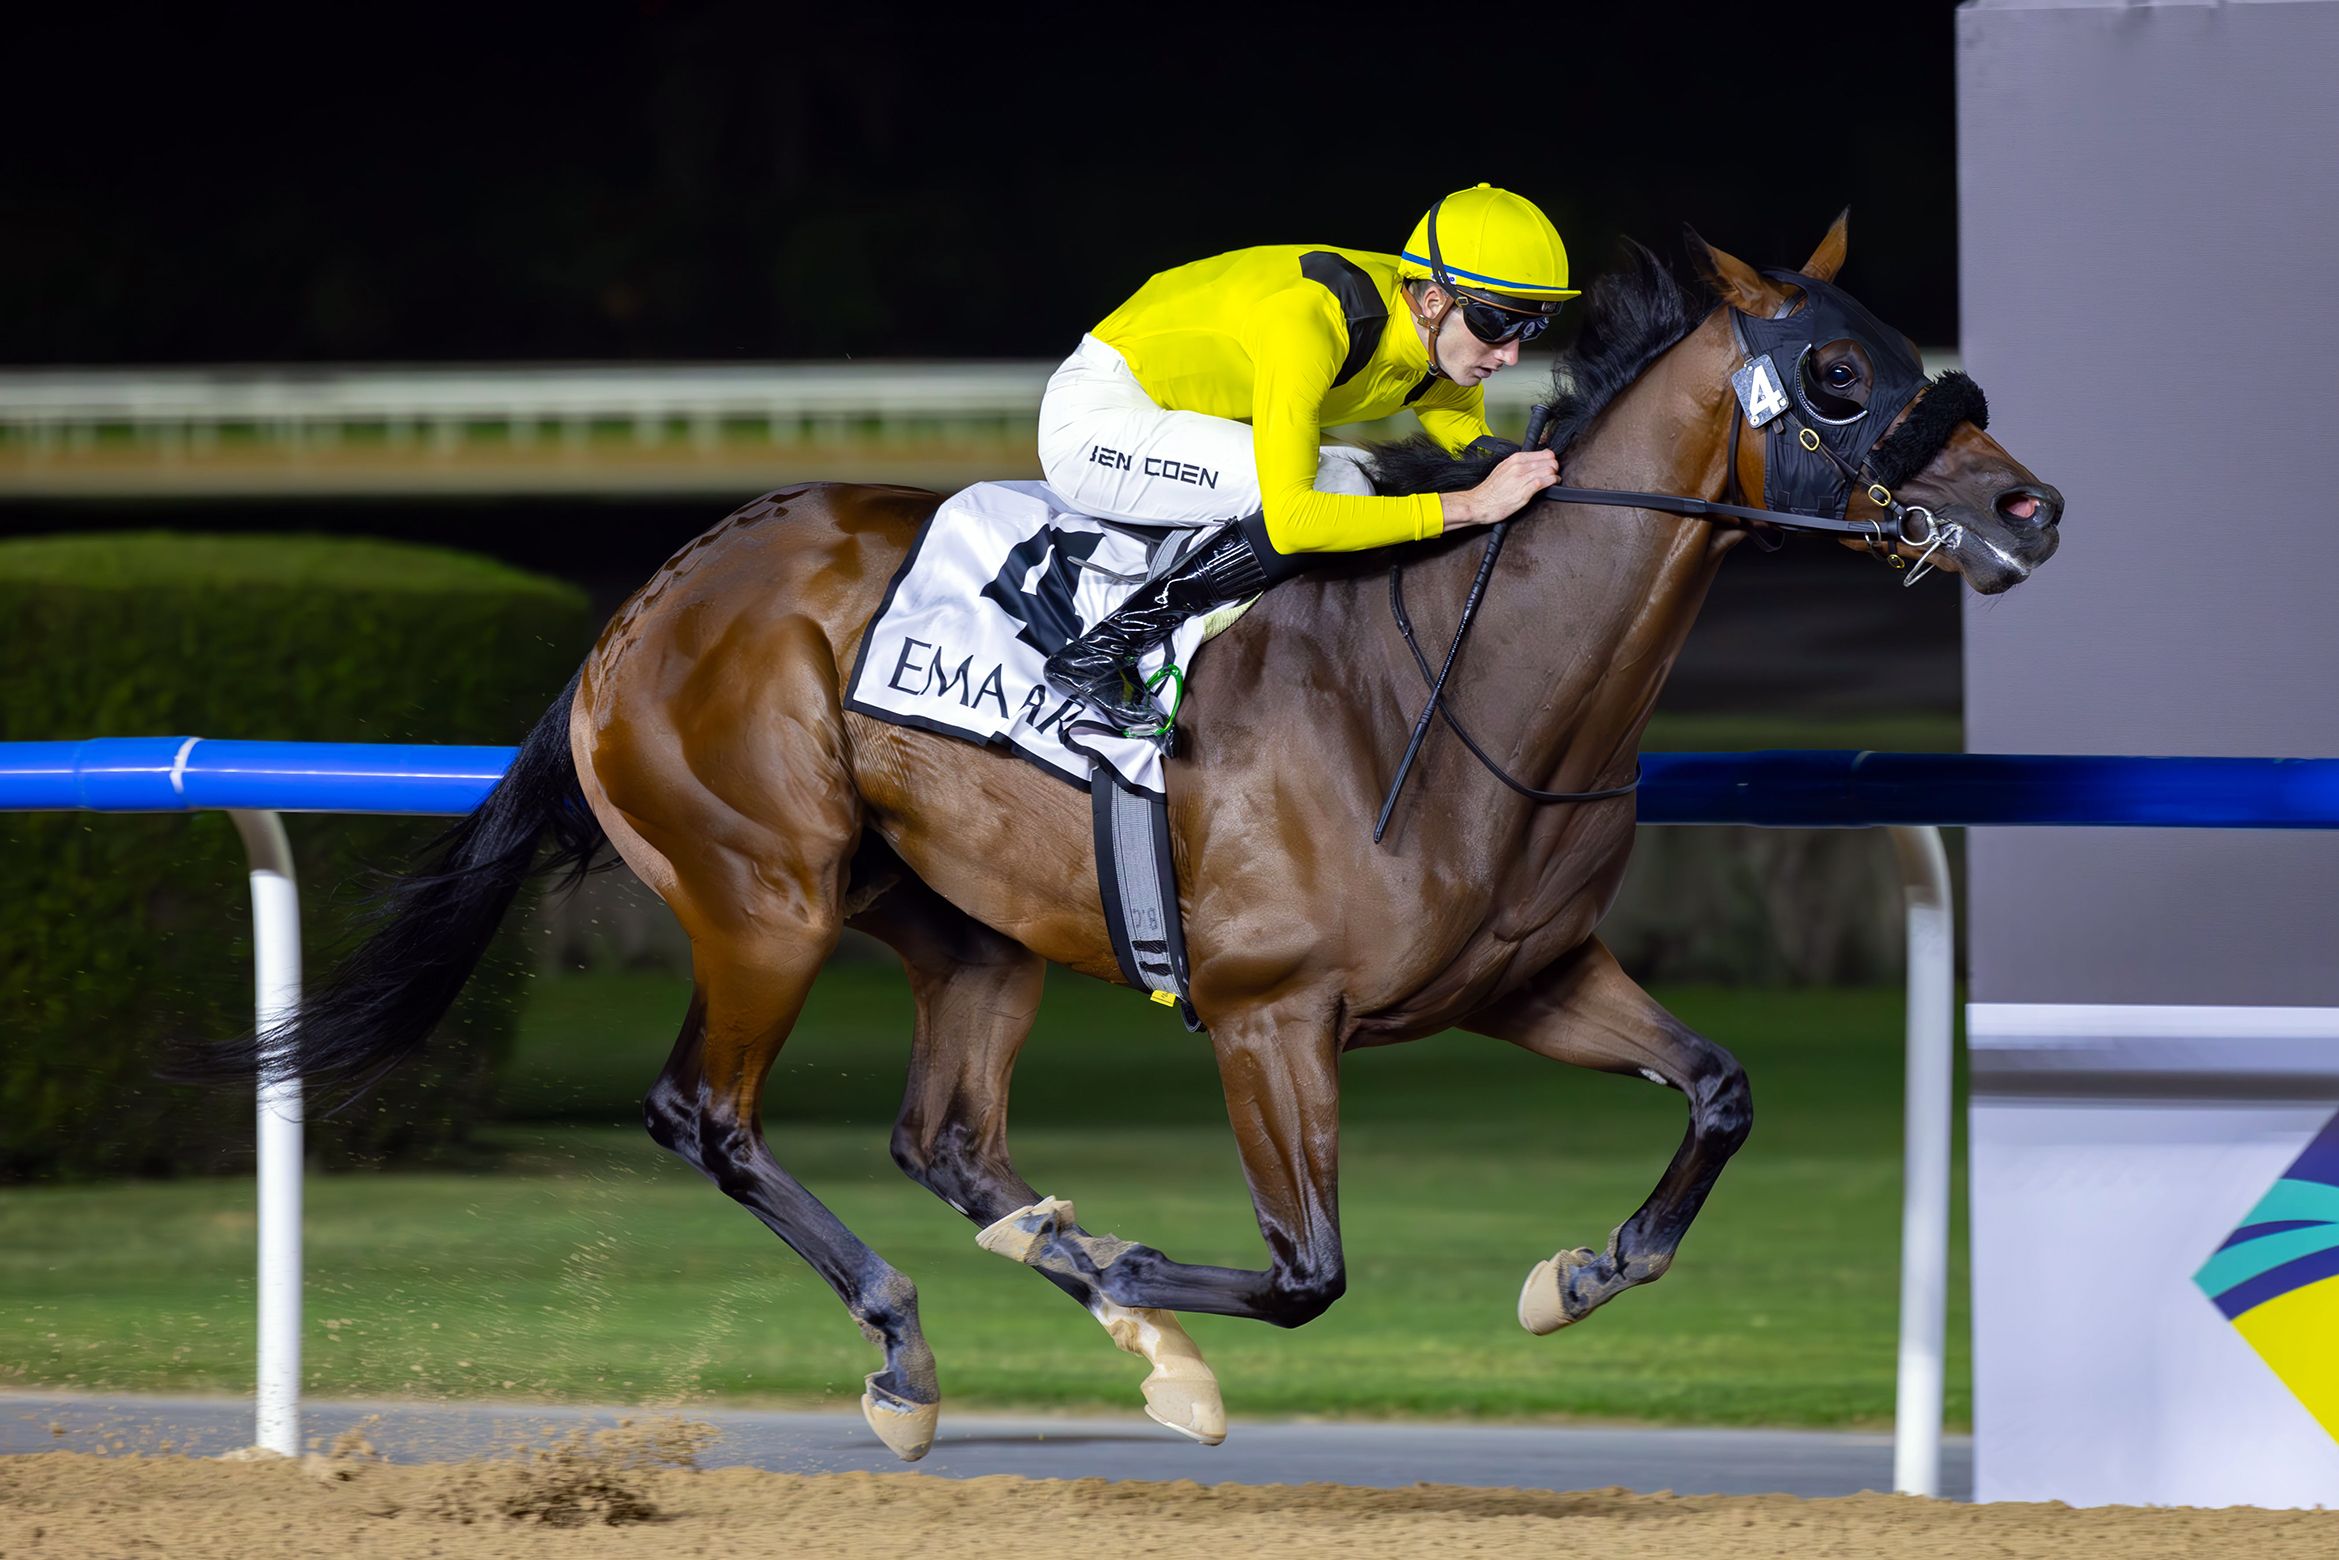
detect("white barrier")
[227,810,303,1458]
[0,356,1958,449]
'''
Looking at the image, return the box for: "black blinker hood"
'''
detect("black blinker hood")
[1734,268,1979,519]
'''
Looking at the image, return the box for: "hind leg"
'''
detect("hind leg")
[644,927,944,1459]
[593,623,940,1458]
[852,868,1226,1444]
[1465,937,1753,1334]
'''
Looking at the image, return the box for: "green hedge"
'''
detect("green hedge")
[0,532,594,1181]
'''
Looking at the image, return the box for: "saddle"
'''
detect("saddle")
[845,479,1212,1026]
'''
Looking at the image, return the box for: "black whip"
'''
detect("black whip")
[1372,406,1553,843]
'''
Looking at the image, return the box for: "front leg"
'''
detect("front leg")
[981,1001,1346,1330]
[1466,936,1752,1333]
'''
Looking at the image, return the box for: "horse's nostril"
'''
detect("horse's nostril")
[1996,485,2060,528]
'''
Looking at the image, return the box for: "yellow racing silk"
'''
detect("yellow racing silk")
[1093,245,1493,553]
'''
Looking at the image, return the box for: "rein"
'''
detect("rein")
[1373,309,1988,842]
[1374,404,1643,843]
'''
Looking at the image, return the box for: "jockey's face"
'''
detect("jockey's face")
[1416,286,1524,383]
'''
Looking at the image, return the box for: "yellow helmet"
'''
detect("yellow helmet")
[1398,184,1579,304]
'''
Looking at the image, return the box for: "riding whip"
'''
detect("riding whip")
[1372,406,1551,843]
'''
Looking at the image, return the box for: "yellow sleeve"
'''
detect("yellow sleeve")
[1413,378,1495,456]
[1245,286,1446,554]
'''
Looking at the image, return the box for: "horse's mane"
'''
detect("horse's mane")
[1368,237,1715,497]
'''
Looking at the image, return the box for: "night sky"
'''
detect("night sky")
[3,3,1970,365]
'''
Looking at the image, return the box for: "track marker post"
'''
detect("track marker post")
[228,808,302,1458]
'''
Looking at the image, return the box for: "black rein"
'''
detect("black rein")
[1372,403,1918,842]
[1375,404,1649,842]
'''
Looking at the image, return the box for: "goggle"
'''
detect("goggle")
[1453,290,1563,347]
[1419,192,1568,348]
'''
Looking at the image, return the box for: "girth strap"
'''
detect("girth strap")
[1089,769,1203,1031]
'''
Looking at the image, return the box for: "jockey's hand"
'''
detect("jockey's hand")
[1444,449,1558,528]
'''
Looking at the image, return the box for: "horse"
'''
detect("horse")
[237,218,2060,1460]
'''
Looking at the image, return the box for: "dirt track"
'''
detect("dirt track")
[3,1421,2333,1560]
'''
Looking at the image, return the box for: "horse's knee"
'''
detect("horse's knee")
[1264,1263,1346,1329]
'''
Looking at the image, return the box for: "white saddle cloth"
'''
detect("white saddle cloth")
[845,480,1223,796]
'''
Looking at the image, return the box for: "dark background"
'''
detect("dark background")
[0,3,1972,716]
[2,3,1965,367]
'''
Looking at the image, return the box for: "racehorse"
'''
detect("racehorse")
[229,219,2060,1459]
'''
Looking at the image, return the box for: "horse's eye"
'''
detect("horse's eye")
[1827,362,1857,387]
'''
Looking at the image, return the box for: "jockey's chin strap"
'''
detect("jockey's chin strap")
[1404,287,1456,383]
[1374,354,1987,843]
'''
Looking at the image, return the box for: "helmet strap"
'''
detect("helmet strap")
[1405,283,1455,382]
[1411,195,1457,381]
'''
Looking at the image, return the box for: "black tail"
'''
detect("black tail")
[188,668,606,1097]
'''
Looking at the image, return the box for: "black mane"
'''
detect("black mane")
[1367,238,1714,497]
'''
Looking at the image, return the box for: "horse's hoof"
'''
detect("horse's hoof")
[1094,1301,1227,1446]
[976,1196,1076,1266]
[1141,1365,1228,1446]
[860,1376,939,1462]
[1518,1247,1600,1336]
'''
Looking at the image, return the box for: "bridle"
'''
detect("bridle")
[1719,268,1989,587]
[1374,272,1992,842]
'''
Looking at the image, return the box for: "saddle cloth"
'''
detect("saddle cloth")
[844,480,1217,797]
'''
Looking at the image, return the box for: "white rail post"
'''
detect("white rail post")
[1887,825,1954,1497]
[228,809,302,1457]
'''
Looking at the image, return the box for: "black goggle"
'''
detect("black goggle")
[1454,291,1562,347]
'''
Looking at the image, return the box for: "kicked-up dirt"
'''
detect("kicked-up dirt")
[1,1418,2333,1559]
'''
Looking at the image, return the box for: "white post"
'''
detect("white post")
[1887,825,1954,1497]
[228,809,302,1457]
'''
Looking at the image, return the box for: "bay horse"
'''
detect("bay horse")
[247,220,2060,1459]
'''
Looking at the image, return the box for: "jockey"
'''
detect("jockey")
[1037,183,1574,732]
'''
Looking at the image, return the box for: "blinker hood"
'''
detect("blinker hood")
[1734,268,1934,520]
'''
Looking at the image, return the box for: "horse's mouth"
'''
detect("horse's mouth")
[1950,521,2053,595]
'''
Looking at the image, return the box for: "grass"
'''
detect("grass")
[0,967,1966,1429]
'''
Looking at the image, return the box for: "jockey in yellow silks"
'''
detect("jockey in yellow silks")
[1038,184,1575,733]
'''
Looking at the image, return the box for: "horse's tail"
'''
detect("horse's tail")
[187,667,605,1096]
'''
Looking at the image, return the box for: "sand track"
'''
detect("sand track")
[2,1420,2333,1560]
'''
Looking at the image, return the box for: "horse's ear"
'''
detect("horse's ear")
[1683,226,1778,315]
[1801,209,1851,283]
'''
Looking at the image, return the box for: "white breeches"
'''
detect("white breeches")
[1036,334,1374,530]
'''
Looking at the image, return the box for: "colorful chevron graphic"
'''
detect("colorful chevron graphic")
[2194,1112,2339,1444]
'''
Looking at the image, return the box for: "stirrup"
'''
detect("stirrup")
[1107,665,1186,740]
[1048,660,1164,733]
[1138,665,1185,734]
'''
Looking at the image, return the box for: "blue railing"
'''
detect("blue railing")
[5,737,2338,826]
[6,733,2333,1490]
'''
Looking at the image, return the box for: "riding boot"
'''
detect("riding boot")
[1042,525,1272,733]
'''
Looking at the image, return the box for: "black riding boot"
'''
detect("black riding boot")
[1042,526,1272,733]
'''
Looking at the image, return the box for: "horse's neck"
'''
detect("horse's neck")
[1448,323,1738,792]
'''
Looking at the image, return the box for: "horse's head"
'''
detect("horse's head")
[1690,215,2061,594]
